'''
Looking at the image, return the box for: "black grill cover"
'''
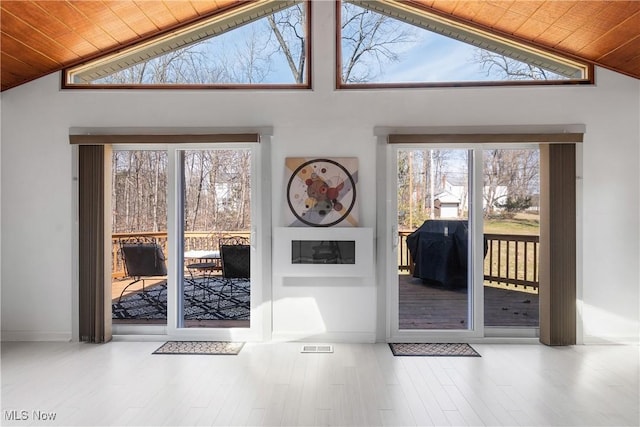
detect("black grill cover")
[406,220,470,288]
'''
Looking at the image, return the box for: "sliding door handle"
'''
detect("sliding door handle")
[250,227,256,250]
[392,225,398,250]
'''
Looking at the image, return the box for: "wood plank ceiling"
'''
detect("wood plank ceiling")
[1,0,639,91]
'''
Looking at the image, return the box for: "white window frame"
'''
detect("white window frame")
[384,143,484,342]
[108,138,271,342]
[378,133,545,343]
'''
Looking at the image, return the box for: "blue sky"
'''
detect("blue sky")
[200,17,491,84]
[98,3,568,85]
[382,32,485,82]
[341,4,570,84]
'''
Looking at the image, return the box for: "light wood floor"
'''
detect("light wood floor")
[2,341,638,426]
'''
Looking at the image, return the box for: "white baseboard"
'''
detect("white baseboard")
[112,324,167,336]
[112,334,168,342]
[271,331,376,343]
[1,331,72,342]
[582,335,640,345]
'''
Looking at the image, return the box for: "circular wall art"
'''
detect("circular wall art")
[286,158,357,227]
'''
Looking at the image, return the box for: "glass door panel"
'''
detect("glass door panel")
[180,149,251,328]
[397,149,472,330]
[482,148,540,328]
[111,150,168,325]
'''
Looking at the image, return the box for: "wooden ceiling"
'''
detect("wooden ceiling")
[1,1,639,91]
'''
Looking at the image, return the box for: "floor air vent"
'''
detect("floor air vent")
[301,345,333,353]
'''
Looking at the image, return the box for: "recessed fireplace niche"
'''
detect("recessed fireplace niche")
[291,240,356,264]
[273,228,373,277]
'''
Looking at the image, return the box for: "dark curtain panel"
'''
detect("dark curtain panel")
[539,143,577,346]
[78,145,112,343]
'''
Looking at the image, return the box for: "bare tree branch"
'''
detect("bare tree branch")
[472,49,557,80]
[340,4,415,83]
[268,15,301,82]
[267,4,305,83]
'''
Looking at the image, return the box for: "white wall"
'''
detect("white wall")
[1,1,638,343]
[578,71,640,343]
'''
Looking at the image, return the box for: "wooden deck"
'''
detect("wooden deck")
[111,276,250,329]
[111,277,166,301]
[112,275,538,331]
[399,273,539,329]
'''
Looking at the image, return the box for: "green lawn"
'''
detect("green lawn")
[483,213,539,291]
[484,212,539,235]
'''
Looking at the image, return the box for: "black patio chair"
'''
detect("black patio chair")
[218,236,251,313]
[118,237,167,302]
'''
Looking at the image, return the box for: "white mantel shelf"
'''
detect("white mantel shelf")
[273,227,373,277]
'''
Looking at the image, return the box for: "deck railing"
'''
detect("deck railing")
[484,233,539,289]
[398,231,414,272]
[398,231,539,290]
[111,231,250,279]
[113,230,539,289]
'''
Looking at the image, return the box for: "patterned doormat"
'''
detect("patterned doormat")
[153,341,244,355]
[389,343,480,357]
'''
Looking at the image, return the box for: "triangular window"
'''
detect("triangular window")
[64,1,308,87]
[339,0,591,86]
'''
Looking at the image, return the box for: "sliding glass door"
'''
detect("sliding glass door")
[389,144,541,340]
[179,149,252,329]
[396,148,473,331]
[111,150,168,326]
[110,142,263,337]
[483,148,540,331]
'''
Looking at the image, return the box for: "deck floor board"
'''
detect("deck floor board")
[399,274,539,329]
[111,275,538,330]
